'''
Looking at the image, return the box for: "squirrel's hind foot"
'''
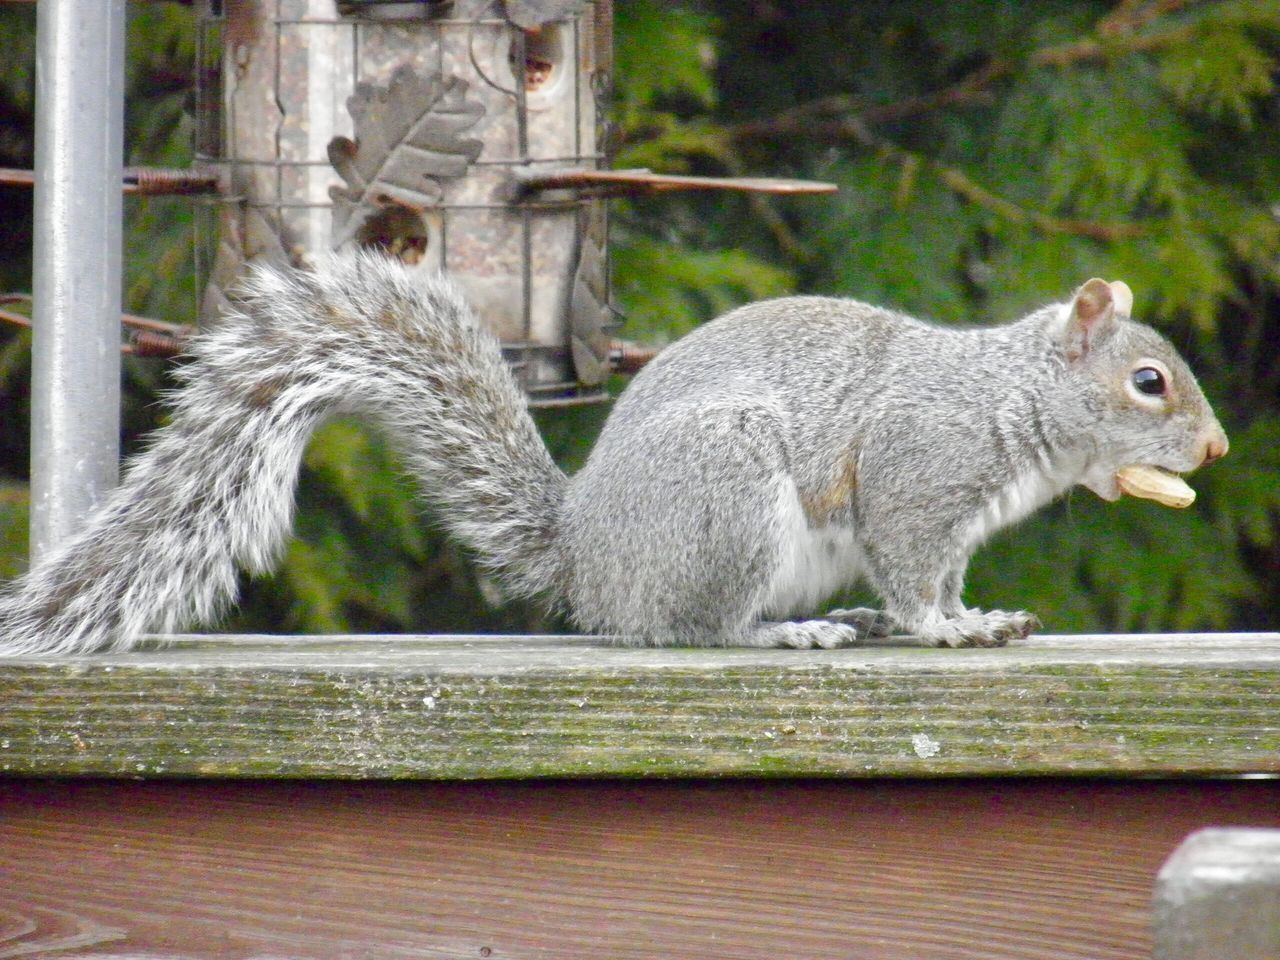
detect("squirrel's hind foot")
[746,620,862,649]
[823,607,894,638]
[916,609,1040,648]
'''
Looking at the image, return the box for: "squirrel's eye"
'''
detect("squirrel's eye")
[1132,366,1166,396]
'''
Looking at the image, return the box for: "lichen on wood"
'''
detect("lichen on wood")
[0,633,1277,779]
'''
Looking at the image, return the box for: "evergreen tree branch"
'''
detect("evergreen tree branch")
[615,120,815,265]
[1031,22,1198,68]
[734,113,1144,242]
[729,0,1199,137]
[860,59,1006,124]
[741,179,813,263]
[930,164,1144,242]
[1095,0,1197,38]
[718,152,814,263]
[723,3,1212,242]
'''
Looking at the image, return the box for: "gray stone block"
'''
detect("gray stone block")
[1153,826,1280,960]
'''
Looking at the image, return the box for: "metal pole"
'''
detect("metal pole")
[30,0,126,561]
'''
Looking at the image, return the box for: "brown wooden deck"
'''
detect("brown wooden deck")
[1,632,1277,958]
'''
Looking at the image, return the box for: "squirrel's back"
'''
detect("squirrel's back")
[595,295,1034,491]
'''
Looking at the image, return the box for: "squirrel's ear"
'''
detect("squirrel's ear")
[1109,280,1133,316]
[1062,277,1116,363]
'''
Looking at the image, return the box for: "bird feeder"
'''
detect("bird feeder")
[194,0,833,405]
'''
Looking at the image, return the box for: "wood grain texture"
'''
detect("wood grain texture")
[1,633,1278,778]
[1,778,1278,960]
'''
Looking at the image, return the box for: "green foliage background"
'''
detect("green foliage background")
[0,0,1277,634]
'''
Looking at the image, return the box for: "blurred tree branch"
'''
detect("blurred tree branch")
[732,0,1199,138]
[724,1,1208,242]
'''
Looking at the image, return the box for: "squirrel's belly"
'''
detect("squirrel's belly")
[760,480,864,618]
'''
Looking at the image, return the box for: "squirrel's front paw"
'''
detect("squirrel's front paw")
[917,610,1040,648]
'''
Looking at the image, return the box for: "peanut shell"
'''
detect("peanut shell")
[1115,465,1195,509]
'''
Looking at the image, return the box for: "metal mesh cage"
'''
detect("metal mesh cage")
[195,0,615,405]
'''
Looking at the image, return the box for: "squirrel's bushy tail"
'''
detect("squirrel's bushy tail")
[0,252,568,655]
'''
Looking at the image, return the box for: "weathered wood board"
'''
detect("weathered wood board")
[1,632,1277,778]
[1,778,1278,960]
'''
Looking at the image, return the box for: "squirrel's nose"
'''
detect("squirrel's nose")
[1200,430,1229,466]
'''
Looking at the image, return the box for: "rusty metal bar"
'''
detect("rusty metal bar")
[609,339,660,374]
[1,294,192,357]
[516,167,839,197]
[0,166,219,195]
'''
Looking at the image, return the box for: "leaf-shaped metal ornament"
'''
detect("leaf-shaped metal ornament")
[328,65,485,251]
[202,207,294,324]
[568,205,612,387]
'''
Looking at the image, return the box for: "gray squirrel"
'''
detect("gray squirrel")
[0,251,1227,655]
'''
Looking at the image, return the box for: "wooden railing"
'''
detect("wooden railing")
[1,631,1277,959]
[2,632,1277,778]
